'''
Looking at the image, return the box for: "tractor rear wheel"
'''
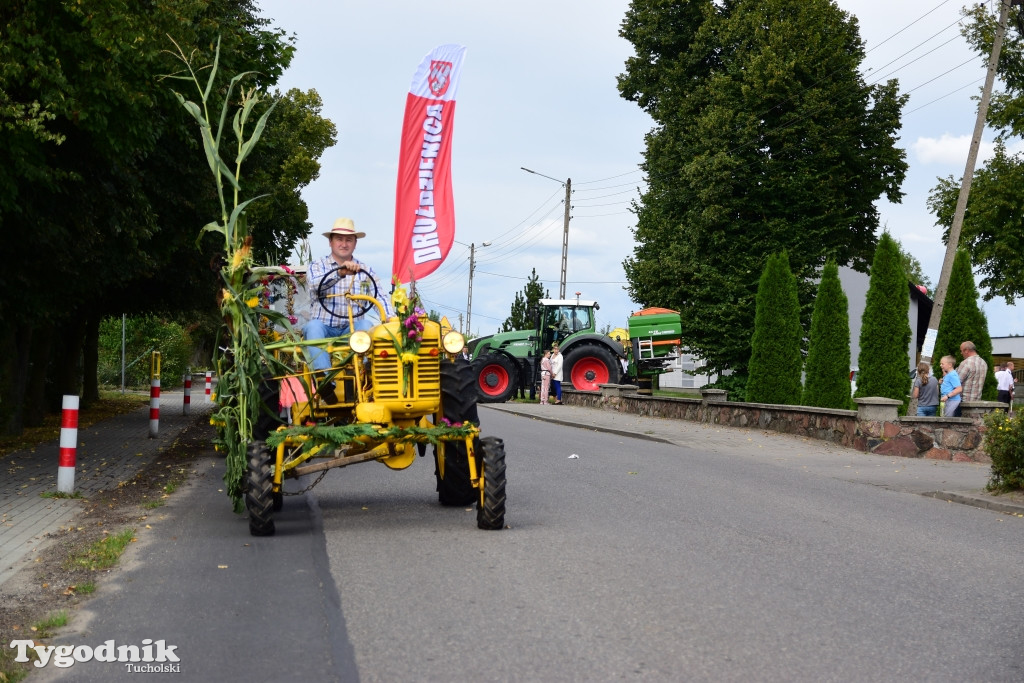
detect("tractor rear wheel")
[477,437,507,530]
[435,360,479,506]
[564,344,621,392]
[473,353,518,403]
[245,441,275,536]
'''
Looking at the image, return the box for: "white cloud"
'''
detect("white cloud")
[913,134,1024,166]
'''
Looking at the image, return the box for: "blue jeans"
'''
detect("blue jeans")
[916,405,937,417]
[304,318,370,372]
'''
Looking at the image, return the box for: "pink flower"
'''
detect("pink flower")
[288,316,298,324]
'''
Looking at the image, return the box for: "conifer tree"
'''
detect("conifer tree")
[746,252,803,404]
[854,233,910,411]
[932,250,997,399]
[803,260,853,409]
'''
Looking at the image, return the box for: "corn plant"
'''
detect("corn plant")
[163,37,294,510]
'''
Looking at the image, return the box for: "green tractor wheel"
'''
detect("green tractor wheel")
[245,441,276,536]
[477,436,507,530]
[435,360,480,506]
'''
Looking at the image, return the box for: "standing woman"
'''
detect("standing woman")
[539,350,553,405]
[550,345,564,405]
[913,361,940,416]
[939,355,963,417]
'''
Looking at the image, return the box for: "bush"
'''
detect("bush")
[803,260,853,409]
[855,232,911,413]
[746,251,803,404]
[97,315,193,389]
[983,410,1024,492]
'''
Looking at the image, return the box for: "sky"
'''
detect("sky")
[255,0,1023,339]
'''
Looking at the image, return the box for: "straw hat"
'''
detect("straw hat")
[322,217,365,239]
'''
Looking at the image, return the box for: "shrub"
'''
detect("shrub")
[933,249,996,400]
[983,410,1024,492]
[746,251,803,404]
[855,232,911,413]
[803,260,853,409]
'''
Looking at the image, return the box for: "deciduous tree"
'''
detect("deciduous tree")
[618,0,907,391]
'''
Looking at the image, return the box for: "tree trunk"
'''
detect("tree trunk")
[52,313,87,411]
[24,325,53,428]
[82,313,100,406]
[0,325,33,436]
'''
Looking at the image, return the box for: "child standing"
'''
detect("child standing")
[539,350,552,404]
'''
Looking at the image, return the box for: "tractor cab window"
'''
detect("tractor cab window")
[545,305,591,346]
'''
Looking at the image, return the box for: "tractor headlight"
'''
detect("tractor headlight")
[350,330,372,354]
[442,331,465,354]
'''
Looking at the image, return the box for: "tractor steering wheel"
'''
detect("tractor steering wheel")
[316,266,380,322]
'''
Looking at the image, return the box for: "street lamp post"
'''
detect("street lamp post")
[456,240,491,337]
[521,167,571,299]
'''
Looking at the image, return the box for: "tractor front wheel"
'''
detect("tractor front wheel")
[435,360,480,506]
[473,353,518,403]
[245,441,276,536]
[477,436,507,530]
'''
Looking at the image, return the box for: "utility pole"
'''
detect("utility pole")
[559,178,571,299]
[922,0,1013,362]
[466,242,477,338]
[464,240,491,338]
[521,167,572,298]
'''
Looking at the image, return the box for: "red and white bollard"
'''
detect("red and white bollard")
[149,351,161,439]
[149,376,160,438]
[57,395,79,494]
[205,371,212,401]
[183,374,192,416]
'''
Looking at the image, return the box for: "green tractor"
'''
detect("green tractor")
[468,297,683,403]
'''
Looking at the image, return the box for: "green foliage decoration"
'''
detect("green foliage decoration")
[982,410,1024,492]
[164,37,294,512]
[854,233,910,412]
[266,422,478,456]
[932,250,997,400]
[803,260,853,409]
[746,252,803,405]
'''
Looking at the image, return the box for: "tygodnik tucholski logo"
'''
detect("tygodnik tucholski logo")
[9,638,181,671]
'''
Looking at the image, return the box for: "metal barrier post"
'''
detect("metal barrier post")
[205,371,212,401]
[183,370,192,416]
[149,351,161,438]
[57,395,79,494]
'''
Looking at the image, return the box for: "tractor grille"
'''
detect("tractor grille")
[371,333,441,402]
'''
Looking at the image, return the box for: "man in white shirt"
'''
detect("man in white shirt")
[996,362,1015,409]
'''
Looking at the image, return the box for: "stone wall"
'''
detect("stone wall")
[566,385,1005,464]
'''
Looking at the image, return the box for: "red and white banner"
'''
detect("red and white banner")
[392,44,467,284]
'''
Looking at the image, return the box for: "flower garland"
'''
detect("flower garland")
[390,278,428,397]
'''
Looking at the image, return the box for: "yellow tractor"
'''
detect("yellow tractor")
[236,269,506,536]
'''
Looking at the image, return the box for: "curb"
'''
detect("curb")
[921,491,1024,515]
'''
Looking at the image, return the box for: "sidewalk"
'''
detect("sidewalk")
[482,401,1024,516]
[0,392,215,588]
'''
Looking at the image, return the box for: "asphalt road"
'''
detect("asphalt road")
[35,408,1024,682]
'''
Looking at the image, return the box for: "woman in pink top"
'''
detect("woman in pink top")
[539,350,553,404]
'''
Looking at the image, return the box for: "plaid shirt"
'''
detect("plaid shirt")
[957,354,988,402]
[308,255,392,326]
